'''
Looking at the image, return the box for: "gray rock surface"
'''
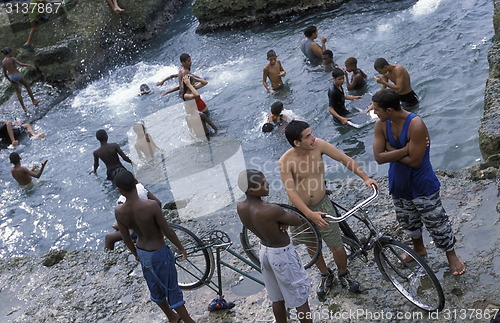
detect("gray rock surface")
[192,0,347,33]
[0,0,188,103]
[1,173,498,323]
[478,0,500,167]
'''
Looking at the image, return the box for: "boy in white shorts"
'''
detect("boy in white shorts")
[237,169,312,323]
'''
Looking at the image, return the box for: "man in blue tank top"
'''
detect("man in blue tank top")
[300,26,327,65]
[371,89,465,276]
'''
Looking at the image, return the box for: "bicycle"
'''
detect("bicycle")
[240,184,445,312]
[166,223,265,301]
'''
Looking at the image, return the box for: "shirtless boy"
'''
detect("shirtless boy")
[10,152,48,187]
[280,120,378,298]
[2,47,40,112]
[372,88,465,275]
[343,57,367,92]
[373,57,419,107]
[114,170,195,323]
[89,129,133,182]
[262,50,286,94]
[237,169,312,323]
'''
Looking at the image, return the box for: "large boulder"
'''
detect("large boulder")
[478,0,500,167]
[0,0,188,99]
[192,0,347,33]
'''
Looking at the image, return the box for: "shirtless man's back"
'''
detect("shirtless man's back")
[114,170,195,323]
[90,129,132,180]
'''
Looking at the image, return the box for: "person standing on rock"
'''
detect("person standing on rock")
[237,169,312,323]
[279,120,379,298]
[2,47,40,112]
[300,26,327,65]
[114,170,195,323]
[372,88,465,276]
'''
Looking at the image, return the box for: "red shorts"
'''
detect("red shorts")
[195,97,207,112]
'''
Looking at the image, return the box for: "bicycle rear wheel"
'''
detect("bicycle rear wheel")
[240,204,322,269]
[168,223,214,290]
[374,239,445,311]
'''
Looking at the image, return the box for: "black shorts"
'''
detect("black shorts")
[399,91,419,107]
[0,124,25,143]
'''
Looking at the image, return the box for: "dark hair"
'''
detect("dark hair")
[285,120,309,147]
[140,84,150,93]
[114,170,137,192]
[96,129,108,142]
[270,101,284,115]
[9,152,20,164]
[1,47,12,55]
[262,123,274,133]
[374,57,389,70]
[322,50,333,58]
[237,169,265,193]
[180,53,190,62]
[331,67,344,78]
[267,50,277,58]
[304,26,317,38]
[372,89,401,111]
[345,56,357,66]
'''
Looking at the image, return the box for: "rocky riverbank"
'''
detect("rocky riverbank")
[0,0,187,104]
[192,0,347,33]
[479,0,500,169]
[0,171,498,323]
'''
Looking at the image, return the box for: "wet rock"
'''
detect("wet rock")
[0,0,189,103]
[193,0,347,33]
[42,250,67,267]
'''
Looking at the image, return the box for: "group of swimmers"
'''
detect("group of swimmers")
[2,21,467,323]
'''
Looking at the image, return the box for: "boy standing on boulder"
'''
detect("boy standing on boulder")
[2,47,40,112]
[237,169,312,323]
[114,170,195,323]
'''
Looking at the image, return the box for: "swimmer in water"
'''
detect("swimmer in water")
[10,152,48,187]
[262,50,286,94]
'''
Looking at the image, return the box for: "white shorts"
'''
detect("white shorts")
[259,242,311,308]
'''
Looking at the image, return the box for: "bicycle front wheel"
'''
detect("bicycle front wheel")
[374,239,445,311]
[240,204,322,269]
[169,223,214,290]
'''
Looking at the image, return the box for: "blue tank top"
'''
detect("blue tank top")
[386,113,440,199]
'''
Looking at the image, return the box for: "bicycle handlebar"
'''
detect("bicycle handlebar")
[322,184,379,223]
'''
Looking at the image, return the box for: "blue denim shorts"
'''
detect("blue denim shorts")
[137,244,185,308]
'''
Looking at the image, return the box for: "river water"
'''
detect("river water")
[0,0,494,258]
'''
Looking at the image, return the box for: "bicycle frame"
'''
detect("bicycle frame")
[190,231,264,298]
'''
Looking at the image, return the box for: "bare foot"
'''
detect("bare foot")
[446,250,465,275]
[31,132,45,140]
[114,7,124,12]
[12,140,19,147]
[33,99,41,105]
[22,106,27,112]
[398,248,427,264]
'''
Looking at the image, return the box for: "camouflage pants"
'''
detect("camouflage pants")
[392,191,456,251]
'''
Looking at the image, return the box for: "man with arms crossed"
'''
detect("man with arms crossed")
[114,170,195,323]
[373,57,419,108]
[372,89,465,275]
[279,120,378,298]
[237,169,312,323]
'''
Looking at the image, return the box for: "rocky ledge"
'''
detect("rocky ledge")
[0,0,188,104]
[0,172,498,322]
[192,0,347,33]
[478,0,500,168]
